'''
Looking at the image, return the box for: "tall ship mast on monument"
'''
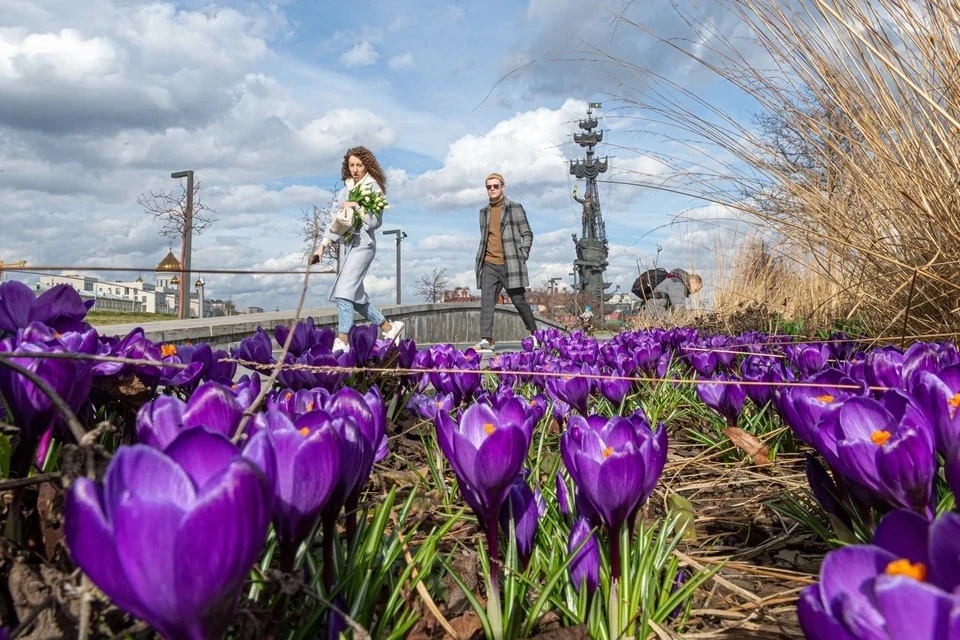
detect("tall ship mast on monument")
[569,102,612,303]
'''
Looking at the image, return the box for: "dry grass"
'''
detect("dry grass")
[599,0,960,337]
[711,237,837,325]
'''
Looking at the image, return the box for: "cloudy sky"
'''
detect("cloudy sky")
[0,0,760,313]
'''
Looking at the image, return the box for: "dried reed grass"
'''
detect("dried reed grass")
[604,0,960,337]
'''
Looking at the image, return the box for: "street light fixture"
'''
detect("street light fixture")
[382,229,407,304]
[549,276,562,320]
[171,170,195,320]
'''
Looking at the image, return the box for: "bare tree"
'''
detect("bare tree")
[415,268,451,303]
[138,179,218,241]
[299,198,341,270]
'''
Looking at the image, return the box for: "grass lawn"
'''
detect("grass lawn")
[86,310,178,325]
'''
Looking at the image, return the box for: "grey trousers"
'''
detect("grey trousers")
[480,262,538,340]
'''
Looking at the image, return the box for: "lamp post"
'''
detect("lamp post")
[195,277,205,319]
[549,277,562,320]
[382,229,407,304]
[171,170,194,320]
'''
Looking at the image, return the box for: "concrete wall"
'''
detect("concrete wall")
[93,302,566,348]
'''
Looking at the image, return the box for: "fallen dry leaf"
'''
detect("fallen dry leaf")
[722,427,773,467]
[446,611,483,640]
[522,624,590,640]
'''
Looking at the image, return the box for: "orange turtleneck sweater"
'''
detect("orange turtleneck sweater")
[484,195,505,264]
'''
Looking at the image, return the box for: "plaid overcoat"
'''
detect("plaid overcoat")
[475,197,534,289]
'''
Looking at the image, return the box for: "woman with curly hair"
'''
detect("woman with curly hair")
[315,146,403,352]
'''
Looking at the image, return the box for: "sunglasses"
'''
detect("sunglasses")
[485,184,502,190]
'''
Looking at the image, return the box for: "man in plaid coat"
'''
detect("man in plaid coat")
[473,172,538,352]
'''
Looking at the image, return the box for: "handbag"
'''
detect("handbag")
[328,206,355,236]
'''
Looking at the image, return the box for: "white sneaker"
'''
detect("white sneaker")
[333,337,351,353]
[472,338,494,353]
[383,320,405,344]
[532,336,541,349]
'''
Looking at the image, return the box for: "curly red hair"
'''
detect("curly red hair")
[341,146,387,194]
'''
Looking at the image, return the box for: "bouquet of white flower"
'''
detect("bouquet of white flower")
[339,183,389,244]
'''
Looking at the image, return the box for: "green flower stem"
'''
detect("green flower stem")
[485,511,504,640]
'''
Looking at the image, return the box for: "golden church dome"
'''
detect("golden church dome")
[156,250,182,273]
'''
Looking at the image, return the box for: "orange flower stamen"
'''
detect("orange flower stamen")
[816,394,835,403]
[948,393,960,419]
[306,401,315,412]
[299,427,310,437]
[160,344,177,357]
[885,558,926,582]
[603,446,615,458]
[871,430,892,446]
[484,423,496,435]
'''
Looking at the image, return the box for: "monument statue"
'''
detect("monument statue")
[569,102,612,303]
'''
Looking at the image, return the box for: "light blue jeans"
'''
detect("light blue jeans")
[336,297,386,334]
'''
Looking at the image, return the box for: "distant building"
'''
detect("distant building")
[442,287,508,304]
[37,250,221,317]
[443,287,476,303]
[246,306,265,314]
[608,291,637,313]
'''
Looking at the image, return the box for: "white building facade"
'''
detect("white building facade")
[37,251,213,317]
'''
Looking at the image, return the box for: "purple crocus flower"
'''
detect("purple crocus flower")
[688,348,718,377]
[0,281,94,335]
[65,436,273,640]
[696,374,746,428]
[740,355,791,407]
[277,346,347,392]
[136,381,245,450]
[231,327,276,370]
[348,323,378,365]
[914,364,960,457]
[244,411,340,572]
[274,318,336,358]
[434,402,530,528]
[655,351,672,379]
[230,374,261,411]
[551,399,572,427]
[668,569,687,620]
[567,517,600,595]
[555,471,570,519]
[814,390,936,517]
[407,392,457,421]
[599,374,631,407]
[865,345,905,396]
[561,411,667,580]
[434,401,530,612]
[773,369,864,445]
[798,509,960,639]
[499,473,540,568]
[785,343,831,377]
[94,331,203,389]
[0,332,93,450]
[176,343,237,389]
[546,365,592,416]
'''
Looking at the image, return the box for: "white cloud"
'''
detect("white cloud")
[395,99,670,217]
[339,40,379,67]
[388,52,414,70]
[210,184,334,215]
[301,108,397,152]
[397,99,587,209]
